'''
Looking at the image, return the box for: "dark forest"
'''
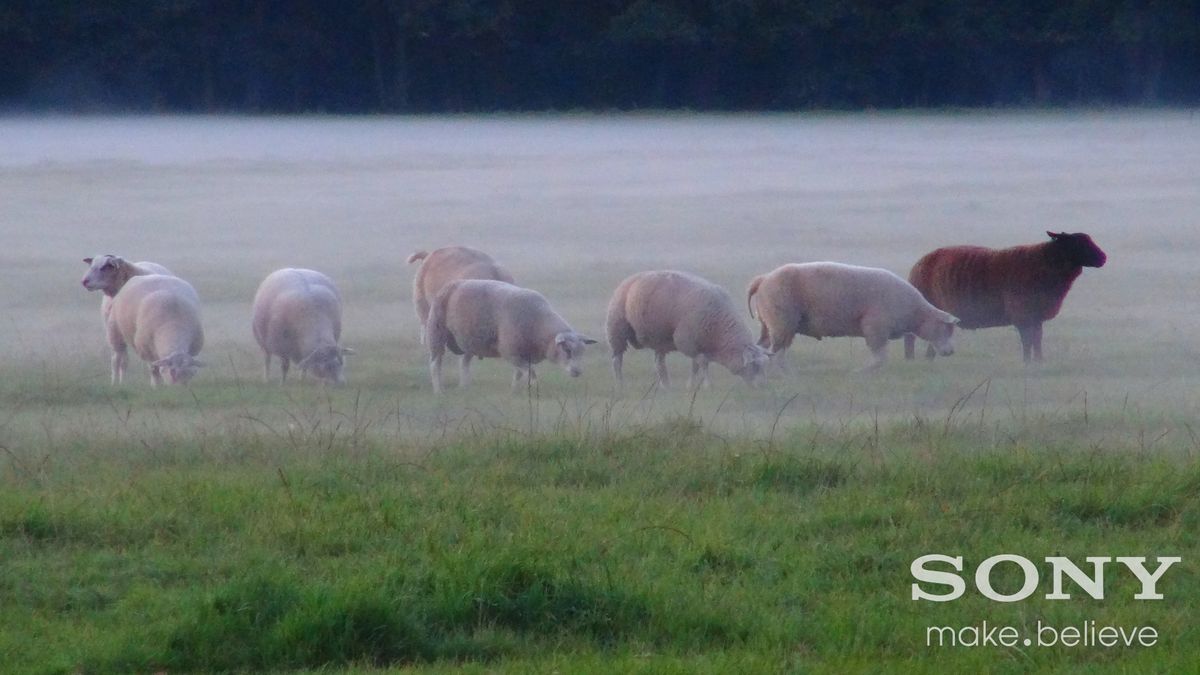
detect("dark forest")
[3,0,1198,112]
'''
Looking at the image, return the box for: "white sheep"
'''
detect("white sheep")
[251,268,354,385]
[606,270,769,389]
[408,246,515,343]
[425,279,596,393]
[747,262,959,372]
[106,274,205,385]
[81,254,173,322]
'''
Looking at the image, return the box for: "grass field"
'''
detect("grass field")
[1,112,1198,673]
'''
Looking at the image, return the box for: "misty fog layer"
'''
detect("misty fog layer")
[2,112,1197,420]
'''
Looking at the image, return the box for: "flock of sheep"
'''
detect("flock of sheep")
[79,230,1106,390]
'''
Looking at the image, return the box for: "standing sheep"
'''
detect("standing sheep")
[408,246,515,343]
[81,254,173,322]
[107,274,205,385]
[425,279,596,393]
[747,262,959,372]
[606,270,769,389]
[904,232,1107,362]
[252,268,354,385]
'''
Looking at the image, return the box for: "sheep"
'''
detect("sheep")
[106,274,205,385]
[251,268,355,385]
[80,254,173,322]
[408,246,515,343]
[747,262,959,372]
[606,270,769,389]
[904,231,1107,363]
[425,279,596,393]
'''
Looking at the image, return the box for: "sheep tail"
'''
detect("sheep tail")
[746,275,764,319]
[406,250,429,264]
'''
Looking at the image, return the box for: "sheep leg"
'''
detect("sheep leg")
[654,351,670,388]
[511,365,536,393]
[768,331,794,374]
[415,297,430,345]
[611,350,625,389]
[150,364,163,387]
[429,352,444,394]
[772,348,792,374]
[110,348,127,385]
[903,333,916,360]
[1031,322,1044,362]
[757,321,771,348]
[925,344,936,360]
[1017,323,1044,363]
[858,329,889,373]
[262,353,272,382]
[459,354,473,388]
[688,354,711,390]
[280,358,290,383]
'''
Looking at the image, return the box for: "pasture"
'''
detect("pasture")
[1,112,1198,673]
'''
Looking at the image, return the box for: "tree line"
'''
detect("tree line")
[2,0,1198,113]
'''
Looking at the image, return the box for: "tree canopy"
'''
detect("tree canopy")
[2,0,1198,112]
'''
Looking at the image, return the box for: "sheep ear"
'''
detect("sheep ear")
[580,336,598,345]
[555,333,568,346]
[943,314,960,325]
[83,257,93,264]
[340,347,356,356]
[1047,231,1066,240]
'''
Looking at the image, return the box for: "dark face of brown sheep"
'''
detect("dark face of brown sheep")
[1046,232,1107,268]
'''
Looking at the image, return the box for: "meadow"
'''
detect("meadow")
[1,112,1198,673]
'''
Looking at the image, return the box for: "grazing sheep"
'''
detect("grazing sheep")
[107,274,205,386]
[606,270,769,389]
[81,254,173,322]
[748,262,959,372]
[425,279,596,393]
[252,268,354,385]
[904,231,1107,363]
[408,246,515,343]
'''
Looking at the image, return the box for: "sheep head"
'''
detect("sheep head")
[1047,232,1107,268]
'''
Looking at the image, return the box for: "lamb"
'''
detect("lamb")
[106,274,205,385]
[904,231,1107,363]
[81,254,173,322]
[747,262,959,372]
[408,246,515,343]
[425,279,596,393]
[252,268,354,385]
[606,270,769,389]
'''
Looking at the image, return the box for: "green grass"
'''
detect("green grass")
[1,400,1197,674]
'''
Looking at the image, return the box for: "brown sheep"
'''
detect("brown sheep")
[904,231,1107,363]
[407,246,515,343]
